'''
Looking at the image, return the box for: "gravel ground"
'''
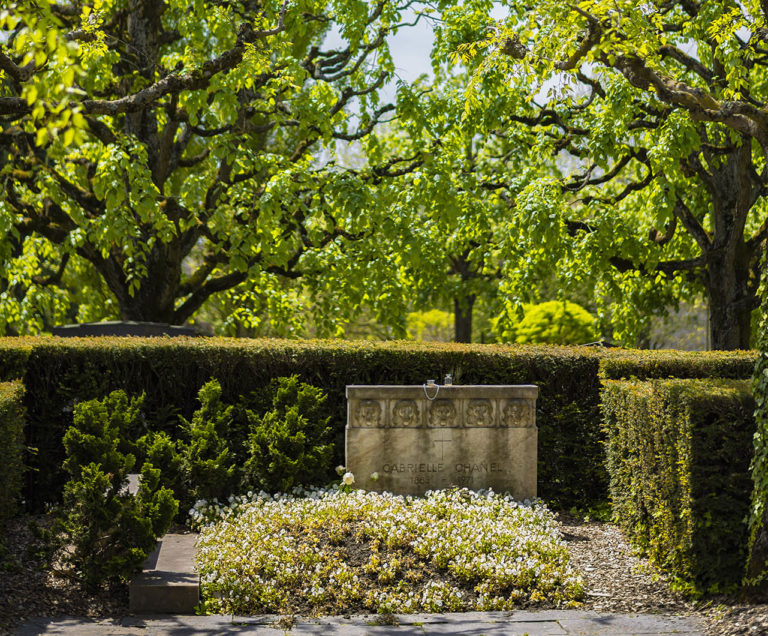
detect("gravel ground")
[559,513,768,635]
[0,515,128,635]
[1,512,767,635]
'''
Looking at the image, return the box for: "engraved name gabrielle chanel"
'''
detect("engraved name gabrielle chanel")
[455,462,505,473]
[380,462,505,474]
[383,463,445,473]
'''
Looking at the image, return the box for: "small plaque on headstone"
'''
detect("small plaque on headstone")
[345,384,538,499]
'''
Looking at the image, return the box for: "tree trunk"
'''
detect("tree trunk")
[119,283,178,323]
[119,259,182,322]
[454,294,475,343]
[705,248,753,350]
[86,243,183,324]
[704,142,758,350]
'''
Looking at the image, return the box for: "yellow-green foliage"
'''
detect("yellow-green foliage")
[601,379,755,594]
[748,348,768,587]
[0,381,25,524]
[503,301,598,345]
[747,267,768,588]
[600,348,756,380]
[406,310,454,342]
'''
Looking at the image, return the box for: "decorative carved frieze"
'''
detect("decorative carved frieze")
[428,399,457,427]
[392,399,420,427]
[502,400,534,427]
[466,399,493,427]
[353,399,382,428]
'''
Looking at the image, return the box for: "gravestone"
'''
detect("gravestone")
[345,384,538,498]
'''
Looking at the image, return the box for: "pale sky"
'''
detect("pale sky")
[387,15,436,86]
[323,10,438,103]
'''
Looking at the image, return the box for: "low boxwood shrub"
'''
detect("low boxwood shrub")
[130,377,333,513]
[61,389,145,479]
[138,431,185,504]
[0,381,25,525]
[178,380,238,507]
[56,391,178,590]
[244,375,334,493]
[136,380,245,513]
[601,378,755,594]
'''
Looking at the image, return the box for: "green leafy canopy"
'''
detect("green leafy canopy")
[0,0,414,333]
[435,0,768,348]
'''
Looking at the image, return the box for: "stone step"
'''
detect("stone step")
[129,533,199,614]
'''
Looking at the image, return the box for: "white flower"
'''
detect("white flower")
[336,465,346,476]
[370,472,380,482]
[342,472,355,486]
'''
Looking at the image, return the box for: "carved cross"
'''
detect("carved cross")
[432,431,453,460]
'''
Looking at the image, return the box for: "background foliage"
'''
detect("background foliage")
[433,0,768,349]
[0,0,416,335]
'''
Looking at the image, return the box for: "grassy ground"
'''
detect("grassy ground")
[193,487,584,615]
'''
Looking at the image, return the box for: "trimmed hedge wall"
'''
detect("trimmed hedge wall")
[600,349,757,381]
[601,379,755,593]
[0,338,607,510]
[0,381,25,525]
[0,337,756,513]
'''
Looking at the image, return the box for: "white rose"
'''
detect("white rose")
[342,472,355,486]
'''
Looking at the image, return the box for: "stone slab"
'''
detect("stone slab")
[398,610,601,624]
[52,321,198,337]
[13,612,710,635]
[557,613,706,635]
[345,384,538,498]
[346,426,537,497]
[123,615,236,628]
[347,385,539,403]
[129,534,199,614]
[285,625,426,635]
[13,618,145,635]
[421,622,565,635]
[126,473,141,496]
[492,610,603,622]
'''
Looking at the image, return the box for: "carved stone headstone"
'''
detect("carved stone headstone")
[345,384,538,498]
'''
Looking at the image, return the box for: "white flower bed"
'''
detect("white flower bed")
[194,487,584,615]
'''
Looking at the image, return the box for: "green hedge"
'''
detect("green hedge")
[600,349,756,381]
[601,379,755,594]
[748,262,768,589]
[0,338,607,510]
[0,381,25,525]
[0,337,756,514]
